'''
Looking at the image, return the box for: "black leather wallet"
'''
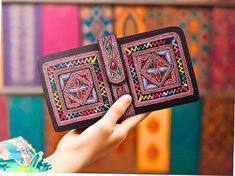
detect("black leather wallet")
[39,26,199,131]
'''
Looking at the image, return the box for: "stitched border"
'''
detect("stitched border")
[42,51,113,126]
[54,64,104,114]
[121,32,194,107]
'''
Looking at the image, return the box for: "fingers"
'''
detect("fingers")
[120,112,150,131]
[110,112,150,142]
[98,94,132,128]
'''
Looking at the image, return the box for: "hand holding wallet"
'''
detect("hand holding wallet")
[39,26,199,131]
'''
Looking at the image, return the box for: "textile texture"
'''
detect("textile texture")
[3,4,40,86]
[0,137,51,172]
[80,5,113,45]
[199,96,234,175]
[209,8,235,92]
[40,4,80,55]
[170,100,202,174]
[136,109,171,173]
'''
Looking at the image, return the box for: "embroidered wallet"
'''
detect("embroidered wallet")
[39,26,199,131]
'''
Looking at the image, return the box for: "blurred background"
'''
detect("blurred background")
[0,0,234,175]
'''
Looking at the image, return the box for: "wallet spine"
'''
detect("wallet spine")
[98,34,135,118]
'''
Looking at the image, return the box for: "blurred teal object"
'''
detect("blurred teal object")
[8,96,44,152]
[170,99,202,174]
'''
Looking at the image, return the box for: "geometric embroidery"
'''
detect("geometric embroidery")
[42,51,113,126]
[63,71,96,107]
[121,32,193,107]
[141,53,172,87]
[134,46,180,94]
[55,65,102,112]
[98,34,126,84]
[111,83,135,118]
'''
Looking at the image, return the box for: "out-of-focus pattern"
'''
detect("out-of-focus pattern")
[137,109,171,173]
[210,8,235,92]
[144,7,210,91]
[115,6,146,37]
[144,7,178,29]
[177,8,210,92]
[0,137,52,172]
[199,96,234,175]
[40,5,80,55]
[43,100,66,157]
[0,96,8,141]
[82,131,136,173]
[8,96,44,152]
[0,137,36,167]
[170,100,202,174]
[3,4,40,86]
[0,26,3,87]
[80,6,113,45]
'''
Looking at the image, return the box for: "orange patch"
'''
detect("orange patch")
[189,20,199,32]
[189,42,199,55]
[193,65,199,78]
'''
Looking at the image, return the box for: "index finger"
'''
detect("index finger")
[98,94,132,127]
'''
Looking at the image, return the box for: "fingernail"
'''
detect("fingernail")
[120,94,132,104]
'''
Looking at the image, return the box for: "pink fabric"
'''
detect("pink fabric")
[41,5,80,56]
[0,96,8,141]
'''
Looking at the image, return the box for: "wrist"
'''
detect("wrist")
[44,149,88,173]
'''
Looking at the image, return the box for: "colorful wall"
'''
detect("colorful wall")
[1,2,234,175]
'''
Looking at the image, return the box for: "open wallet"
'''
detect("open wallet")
[39,26,199,131]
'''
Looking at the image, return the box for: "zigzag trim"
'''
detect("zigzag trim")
[125,40,166,55]
[53,91,62,111]
[139,85,189,101]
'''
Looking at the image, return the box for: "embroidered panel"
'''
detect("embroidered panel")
[121,32,194,107]
[42,51,113,126]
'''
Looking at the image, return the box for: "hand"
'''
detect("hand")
[45,94,149,173]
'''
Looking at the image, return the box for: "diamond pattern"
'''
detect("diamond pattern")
[141,53,172,88]
[104,39,113,56]
[62,69,97,108]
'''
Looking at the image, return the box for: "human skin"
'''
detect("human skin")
[45,94,149,173]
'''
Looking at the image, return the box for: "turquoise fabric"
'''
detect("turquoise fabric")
[0,137,51,172]
[170,99,202,174]
[8,96,44,152]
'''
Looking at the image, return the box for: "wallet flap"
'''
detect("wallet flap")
[98,34,126,85]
